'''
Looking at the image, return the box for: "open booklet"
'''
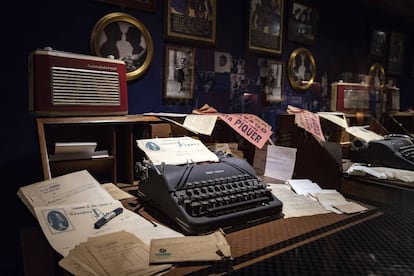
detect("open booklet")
[17,170,183,258]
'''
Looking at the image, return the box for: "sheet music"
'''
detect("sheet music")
[136,136,219,165]
[35,201,183,257]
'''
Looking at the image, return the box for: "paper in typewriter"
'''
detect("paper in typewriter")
[136,136,219,165]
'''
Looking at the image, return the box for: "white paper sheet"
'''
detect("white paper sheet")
[35,201,183,257]
[264,145,297,181]
[136,136,219,165]
[17,170,114,217]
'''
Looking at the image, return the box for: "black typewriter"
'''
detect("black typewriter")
[135,154,283,235]
[350,134,414,171]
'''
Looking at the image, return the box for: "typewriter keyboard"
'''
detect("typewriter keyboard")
[174,173,274,217]
[399,144,414,161]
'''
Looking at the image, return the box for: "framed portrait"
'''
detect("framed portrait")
[287,47,316,91]
[95,0,156,12]
[248,0,284,55]
[369,28,387,58]
[287,1,319,45]
[368,63,386,90]
[165,0,216,44]
[258,58,284,104]
[163,44,195,100]
[90,12,154,81]
[387,31,405,75]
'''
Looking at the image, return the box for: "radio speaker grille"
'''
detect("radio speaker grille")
[51,66,121,106]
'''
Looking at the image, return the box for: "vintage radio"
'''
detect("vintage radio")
[29,48,128,116]
[330,82,370,112]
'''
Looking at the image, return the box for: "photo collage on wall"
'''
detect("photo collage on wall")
[194,49,288,113]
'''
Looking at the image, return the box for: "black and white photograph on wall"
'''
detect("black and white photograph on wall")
[90,12,154,81]
[369,28,387,58]
[214,51,232,73]
[387,31,404,75]
[259,58,284,104]
[287,1,319,45]
[163,45,195,100]
[248,0,284,54]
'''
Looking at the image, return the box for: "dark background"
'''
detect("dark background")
[2,0,414,274]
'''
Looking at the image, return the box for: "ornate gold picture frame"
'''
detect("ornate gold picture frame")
[90,12,154,81]
[287,47,316,91]
[369,62,385,89]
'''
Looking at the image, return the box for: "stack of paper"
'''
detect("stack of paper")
[285,179,367,214]
[17,170,183,272]
[59,230,172,276]
[49,142,109,161]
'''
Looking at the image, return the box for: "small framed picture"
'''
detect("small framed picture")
[90,12,154,81]
[387,31,405,75]
[248,0,284,55]
[287,1,319,45]
[287,47,316,91]
[163,44,195,100]
[369,28,388,58]
[258,58,284,104]
[164,0,216,45]
[95,0,156,12]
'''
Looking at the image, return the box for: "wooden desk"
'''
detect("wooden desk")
[20,186,382,276]
[341,174,414,208]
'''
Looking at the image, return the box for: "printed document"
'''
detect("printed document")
[60,230,172,276]
[136,136,219,165]
[17,170,114,217]
[264,145,297,181]
[268,184,331,218]
[35,200,183,257]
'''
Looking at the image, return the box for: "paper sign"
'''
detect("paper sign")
[219,113,272,149]
[294,112,326,142]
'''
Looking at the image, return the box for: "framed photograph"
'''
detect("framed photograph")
[258,58,284,104]
[95,0,156,12]
[163,44,195,100]
[387,31,405,75]
[287,47,316,91]
[165,0,216,44]
[369,28,388,58]
[368,62,386,90]
[248,0,284,55]
[287,1,319,45]
[90,12,154,81]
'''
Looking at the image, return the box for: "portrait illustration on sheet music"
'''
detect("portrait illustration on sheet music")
[45,209,72,233]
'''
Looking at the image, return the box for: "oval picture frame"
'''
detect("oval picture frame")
[90,12,154,81]
[368,62,385,89]
[287,47,316,91]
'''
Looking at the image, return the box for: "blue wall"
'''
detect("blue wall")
[2,0,413,274]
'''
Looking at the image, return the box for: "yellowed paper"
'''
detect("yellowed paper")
[149,231,231,263]
[87,231,171,276]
